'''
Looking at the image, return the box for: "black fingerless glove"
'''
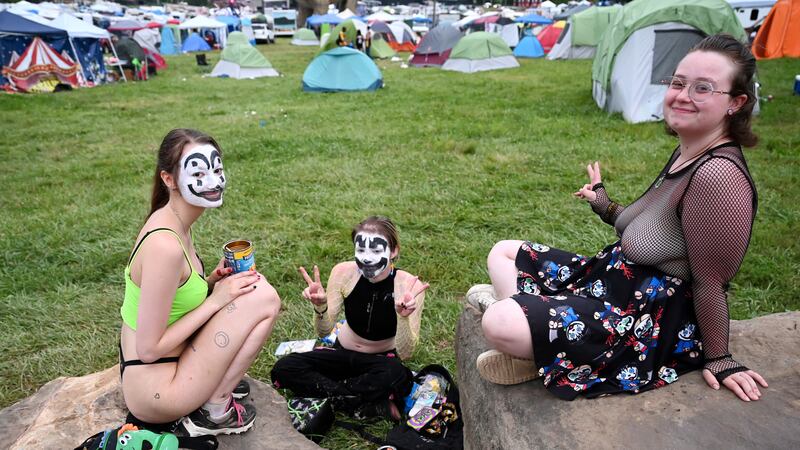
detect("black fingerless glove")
[704,354,749,384]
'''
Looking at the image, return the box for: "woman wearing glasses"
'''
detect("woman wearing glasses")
[473,34,767,402]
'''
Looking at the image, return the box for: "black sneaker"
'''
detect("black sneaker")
[181,397,256,437]
[232,379,250,399]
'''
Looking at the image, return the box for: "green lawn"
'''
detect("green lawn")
[1,40,798,447]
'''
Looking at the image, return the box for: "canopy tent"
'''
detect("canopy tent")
[2,36,79,92]
[365,11,399,22]
[50,13,117,84]
[291,28,319,46]
[0,10,72,87]
[515,13,554,25]
[442,31,519,73]
[214,15,240,33]
[548,5,622,60]
[302,46,382,92]
[133,27,160,53]
[536,20,566,53]
[514,35,545,58]
[181,32,211,52]
[210,31,278,79]
[179,16,227,48]
[306,14,343,26]
[752,0,800,59]
[369,36,396,59]
[159,25,179,55]
[107,19,145,32]
[592,0,749,123]
[409,23,463,67]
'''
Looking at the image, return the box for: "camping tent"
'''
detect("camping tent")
[181,32,211,52]
[179,16,227,48]
[535,20,566,53]
[514,35,545,58]
[751,0,800,59]
[592,0,749,123]
[388,21,418,52]
[160,25,179,55]
[319,20,360,53]
[548,5,622,60]
[291,28,319,46]
[442,31,519,73]
[302,46,382,92]
[49,13,115,84]
[369,36,396,59]
[210,31,278,78]
[133,27,160,53]
[0,10,71,87]
[409,24,463,67]
[2,36,79,92]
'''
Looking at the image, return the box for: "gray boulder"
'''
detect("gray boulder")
[0,367,319,450]
[456,300,800,450]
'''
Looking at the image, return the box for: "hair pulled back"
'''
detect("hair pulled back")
[148,129,222,218]
[352,216,400,256]
[668,34,759,147]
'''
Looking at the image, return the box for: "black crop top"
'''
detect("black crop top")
[344,270,397,341]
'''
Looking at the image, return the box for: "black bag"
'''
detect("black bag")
[287,397,335,443]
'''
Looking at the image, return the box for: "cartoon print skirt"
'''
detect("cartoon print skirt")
[513,241,704,400]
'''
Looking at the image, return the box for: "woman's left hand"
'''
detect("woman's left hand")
[702,369,768,402]
[396,276,429,317]
[207,257,233,286]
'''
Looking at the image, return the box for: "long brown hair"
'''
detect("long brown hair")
[666,34,759,147]
[148,129,222,218]
[351,216,400,259]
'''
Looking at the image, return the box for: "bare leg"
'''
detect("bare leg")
[481,298,534,360]
[487,240,524,300]
[208,317,275,402]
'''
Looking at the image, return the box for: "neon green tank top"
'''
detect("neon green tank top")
[120,228,208,330]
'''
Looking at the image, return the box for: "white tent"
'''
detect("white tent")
[179,15,228,47]
[134,28,161,53]
[388,21,418,44]
[365,11,399,22]
[48,13,124,83]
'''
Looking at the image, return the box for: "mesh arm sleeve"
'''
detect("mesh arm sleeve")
[314,268,347,337]
[589,185,626,225]
[394,290,425,361]
[681,158,754,383]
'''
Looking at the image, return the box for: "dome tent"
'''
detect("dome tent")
[181,32,211,52]
[548,5,622,60]
[514,35,545,58]
[442,32,519,73]
[210,31,278,79]
[751,0,800,59]
[302,46,382,92]
[291,28,319,46]
[409,23,463,67]
[592,0,749,123]
[369,36,396,59]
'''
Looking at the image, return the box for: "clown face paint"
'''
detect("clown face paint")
[354,232,391,279]
[178,144,226,208]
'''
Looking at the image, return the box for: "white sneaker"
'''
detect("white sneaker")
[466,284,498,313]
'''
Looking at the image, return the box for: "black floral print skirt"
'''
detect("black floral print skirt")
[513,241,703,400]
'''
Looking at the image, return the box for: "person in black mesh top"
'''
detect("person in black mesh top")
[472,34,767,401]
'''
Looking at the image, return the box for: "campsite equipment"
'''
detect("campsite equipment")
[591,0,749,123]
[514,35,545,58]
[548,5,622,60]
[195,54,208,66]
[288,397,334,444]
[409,24,463,67]
[302,47,383,92]
[223,240,255,273]
[751,0,800,59]
[442,32,519,73]
[210,31,278,78]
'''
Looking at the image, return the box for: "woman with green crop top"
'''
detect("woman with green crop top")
[119,129,281,436]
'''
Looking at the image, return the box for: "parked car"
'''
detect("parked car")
[252,22,275,43]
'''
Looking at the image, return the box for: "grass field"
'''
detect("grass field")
[1,40,798,447]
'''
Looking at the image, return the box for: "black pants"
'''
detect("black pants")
[270,343,412,410]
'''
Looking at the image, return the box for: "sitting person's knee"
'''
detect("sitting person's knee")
[482,302,514,346]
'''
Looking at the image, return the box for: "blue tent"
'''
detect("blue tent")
[215,15,240,33]
[181,32,211,52]
[306,14,343,26]
[515,13,553,25]
[302,47,382,93]
[514,35,545,58]
[0,11,69,86]
[160,26,178,55]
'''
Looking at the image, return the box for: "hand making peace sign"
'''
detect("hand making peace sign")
[396,276,429,317]
[574,161,603,202]
[299,265,326,306]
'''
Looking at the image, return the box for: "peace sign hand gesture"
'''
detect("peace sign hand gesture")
[396,276,429,317]
[574,161,603,202]
[299,265,326,306]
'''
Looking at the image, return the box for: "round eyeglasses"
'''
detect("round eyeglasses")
[660,76,731,103]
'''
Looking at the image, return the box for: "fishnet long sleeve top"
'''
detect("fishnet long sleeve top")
[589,144,757,382]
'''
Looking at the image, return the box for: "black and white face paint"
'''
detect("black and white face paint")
[178,144,226,208]
[354,232,391,280]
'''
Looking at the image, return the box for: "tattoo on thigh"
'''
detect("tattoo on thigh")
[226,302,237,313]
[214,331,230,348]
[154,393,160,400]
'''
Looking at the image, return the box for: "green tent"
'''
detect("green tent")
[319,20,359,54]
[442,32,519,73]
[369,36,396,59]
[591,0,748,123]
[291,28,319,46]
[548,6,621,60]
[210,31,279,78]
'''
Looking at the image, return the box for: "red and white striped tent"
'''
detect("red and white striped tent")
[2,36,79,92]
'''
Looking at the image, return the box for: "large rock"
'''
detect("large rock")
[456,302,800,450]
[0,367,320,450]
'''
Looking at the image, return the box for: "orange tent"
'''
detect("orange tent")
[752,0,800,59]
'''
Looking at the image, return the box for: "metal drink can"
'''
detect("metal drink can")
[223,240,256,273]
